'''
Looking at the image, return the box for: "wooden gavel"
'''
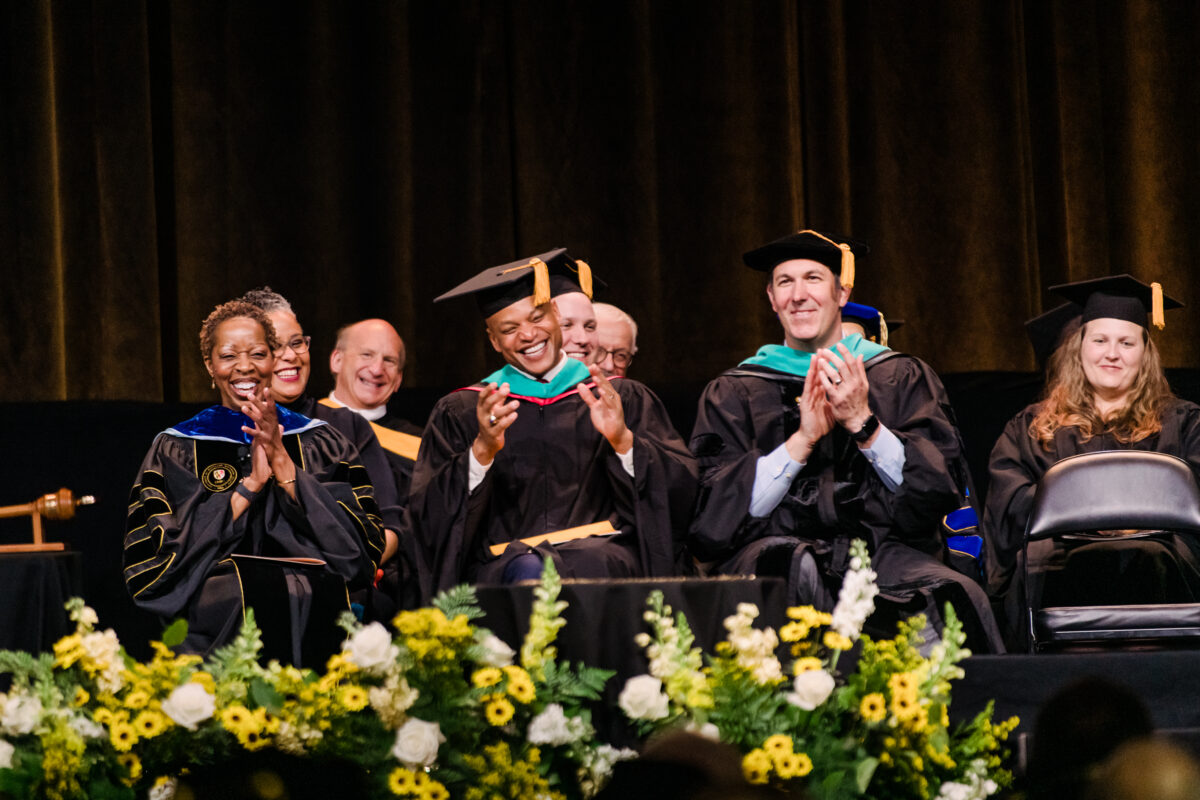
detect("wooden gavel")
[0,488,94,552]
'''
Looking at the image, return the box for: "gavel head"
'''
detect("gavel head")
[36,488,95,521]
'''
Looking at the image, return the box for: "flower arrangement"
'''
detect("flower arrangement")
[0,561,622,800]
[0,545,1015,800]
[619,541,1018,800]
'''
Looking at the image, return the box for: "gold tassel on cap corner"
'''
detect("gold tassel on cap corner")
[878,312,889,347]
[1151,281,1165,330]
[530,258,551,307]
[575,259,594,299]
[797,229,855,289]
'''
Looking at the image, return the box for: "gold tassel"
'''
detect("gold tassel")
[1151,281,1165,330]
[531,258,551,307]
[878,312,889,347]
[575,259,594,299]
[797,229,854,288]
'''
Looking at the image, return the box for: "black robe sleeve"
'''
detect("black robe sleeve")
[123,425,384,617]
[979,406,1047,596]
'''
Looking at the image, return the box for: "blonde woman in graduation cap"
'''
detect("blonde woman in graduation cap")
[982,275,1200,646]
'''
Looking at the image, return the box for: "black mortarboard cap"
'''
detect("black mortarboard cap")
[743,230,869,288]
[435,248,596,317]
[1048,274,1181,331]
[842,301,903,345]
[1024,302,1083,366]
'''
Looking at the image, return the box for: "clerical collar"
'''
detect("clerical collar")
[508,352,570,384]
[738,333,890,378]
[328,391,387,421]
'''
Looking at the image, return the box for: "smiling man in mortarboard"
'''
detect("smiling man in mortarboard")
[688,231,1003,652]
[411,249,697,589]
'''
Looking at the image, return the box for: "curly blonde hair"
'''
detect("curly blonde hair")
[1029,321,1173,449]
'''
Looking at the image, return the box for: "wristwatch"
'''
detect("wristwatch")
[849,414,880,444]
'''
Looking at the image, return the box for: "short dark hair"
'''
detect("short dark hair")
[198,300,279,361]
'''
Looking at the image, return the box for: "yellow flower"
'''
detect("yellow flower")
[53,634,85,669]
[423,781,450,800]
[134,710,168,738]
[779,621,810,642]
[236,726,270,751]
[891,692,918,721]
[389,767,417,795]
[117,753,142,784]
[72,687,90,707]
[340,685,369,711]
[889,672,916,697]
[742,749,772,784]
[485,697,515,726]
[413,771,431,788]
[860,693,887,723]
[221,705,253,734]
[472,667,503,688]
[823,632,853,651]
[793,657,822,675]
[503,667,536,704]
[190,671,216,693]
[110,721,138,752]
[905,705,929,733]
[124,690,151,710]
[763,734,793,756]
[776,751,813,779]
[252,707,280,735]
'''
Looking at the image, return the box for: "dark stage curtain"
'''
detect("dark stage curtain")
[4,0,1200,406]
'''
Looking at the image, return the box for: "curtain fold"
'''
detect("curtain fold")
[3,0,1199,403]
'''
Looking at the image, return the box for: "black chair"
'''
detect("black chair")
[1023,450,1200,652]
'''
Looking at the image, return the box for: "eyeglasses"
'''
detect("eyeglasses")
[595,347,633,368]
[275,335,311,355]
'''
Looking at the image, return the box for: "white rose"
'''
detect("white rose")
[391,718,445,767]
[161,683,216,730]
[786,669,835,711]
[478,634,515,667]
[528,704,575,745]
[345,623,398,671]
[618,675,669,721]
[1,695,42,735]
[0,739,13,769]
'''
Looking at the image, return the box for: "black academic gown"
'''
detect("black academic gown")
[981,398,1200,644]
[411,377,698,591]
[689,352,1004,651]
[286,395,430,608]
[124,407,385,663]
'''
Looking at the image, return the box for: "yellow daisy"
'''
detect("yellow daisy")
[388,767,417,795]
[422,781,450,800]
[117,753,142,784]
[94,707,114,725]
[860,693,887,723]
[472,667,503,688]
[123,690,151,710]
[779,621,810,642]
[110,721,139,752]
[763,734,793,756]
[237,726,270,751]
[889,672,915,696]
[742,749,772,784]
[190,671,216,693]
[72,686,90,707]
[220,705,253,734]
[891,692,918,721]
[823,631,853,651]
[485,697,515,726]
[775,751,813,780]
[506,675,536,704]
[793,657,823,675]
[340,685,369,711]
[134,710,168,738]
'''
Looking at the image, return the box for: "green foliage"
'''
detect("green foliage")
[431,584,485,622]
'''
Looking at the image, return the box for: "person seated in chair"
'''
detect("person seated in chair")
[688,230,1002,652]
[412,248,697,589]
[982,275,1200,647]
[123,301,385,664]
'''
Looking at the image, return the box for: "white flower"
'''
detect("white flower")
[344,622,399,672]
[1,694,42,735]
[618,675,669,720]
[786,669,836,710]
[77,606,99,627]
[478,634,515,667]
[69,714,106,739]
[684,720,721,741]
[149,776,178,800]
[528,703,588,745]
[0,739,13,769]
[161,683,216,730]
[391,718,445,767]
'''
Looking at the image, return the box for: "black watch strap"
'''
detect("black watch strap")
[850,414,880,443]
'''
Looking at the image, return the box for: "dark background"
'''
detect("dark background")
[4,1,1200,651]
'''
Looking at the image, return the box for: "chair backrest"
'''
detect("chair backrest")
[1026,450,1200,541]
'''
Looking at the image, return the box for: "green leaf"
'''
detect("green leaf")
[161,618,188,648]
[250,677,285,713]
[854,756,878,794]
